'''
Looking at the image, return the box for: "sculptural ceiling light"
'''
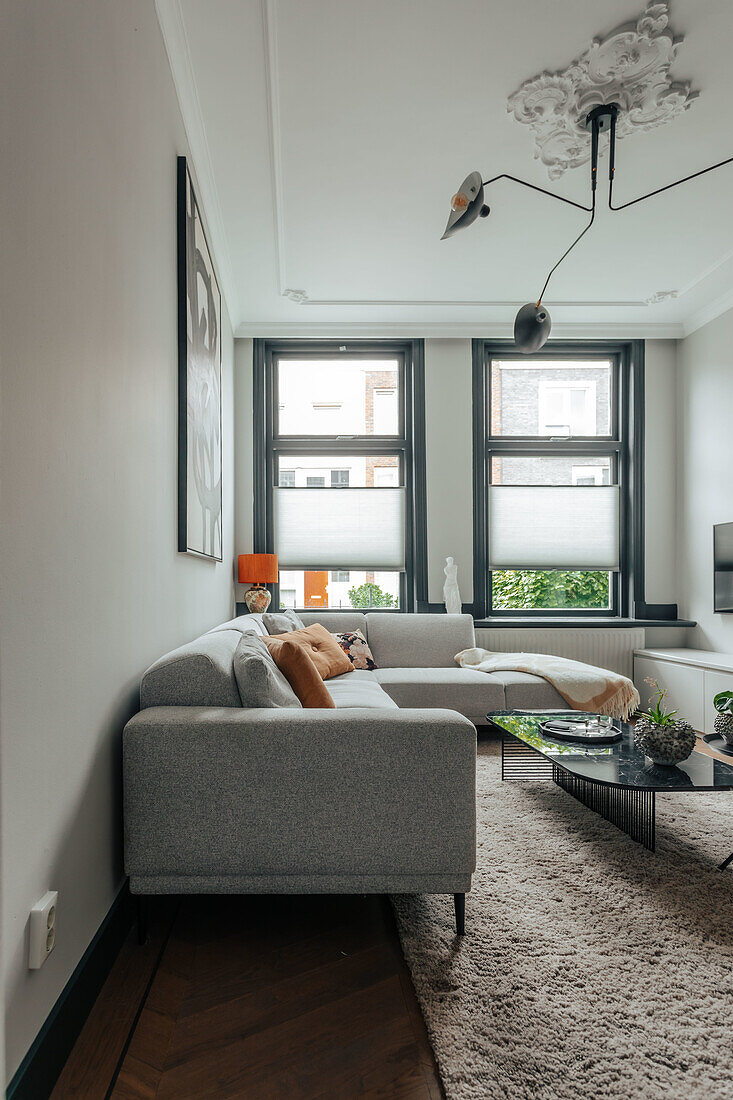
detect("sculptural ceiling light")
[441,2,733,352]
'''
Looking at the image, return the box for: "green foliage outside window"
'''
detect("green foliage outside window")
[492,570,609,610]
[347,582,398,609]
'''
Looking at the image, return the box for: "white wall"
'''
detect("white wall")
[0,1,235,1081]
[234,338,255,605]
[425,340,474,605]
[644,340,678,605]
[677,308,733,651]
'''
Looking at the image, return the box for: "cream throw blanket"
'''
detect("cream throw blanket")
[455,648,640,721]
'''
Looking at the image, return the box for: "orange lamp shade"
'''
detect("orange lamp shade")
[238,553,279,584]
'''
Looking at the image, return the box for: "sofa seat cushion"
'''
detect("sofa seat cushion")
[373,667,505,719]
[326,670,398,710]
[485,670,567,711]
[365,614,475,669]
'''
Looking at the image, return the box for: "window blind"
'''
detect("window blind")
[274,487,405,570]
[488,485,619,570]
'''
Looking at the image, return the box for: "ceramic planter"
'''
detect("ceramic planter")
[634,716,696,766]
[714,712,733,747]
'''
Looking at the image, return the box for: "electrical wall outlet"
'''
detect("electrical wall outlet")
[29,891,57,969]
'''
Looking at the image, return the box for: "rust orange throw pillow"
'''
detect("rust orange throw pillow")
[266,623,352,681]
[263,638,335,708]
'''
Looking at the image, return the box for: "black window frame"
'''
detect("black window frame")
[253,339,427,613]
[472,339,650,620]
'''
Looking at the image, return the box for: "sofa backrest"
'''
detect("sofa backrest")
[140,628,244,708]
[299,611,368,634]
[365,613,475,669]
[207,614,267,637]
[139,610,477,707]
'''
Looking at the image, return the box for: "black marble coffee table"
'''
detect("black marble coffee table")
[487,710,733,853]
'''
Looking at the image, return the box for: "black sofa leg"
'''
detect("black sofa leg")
[454,892,465,935]
[137,895,148,945]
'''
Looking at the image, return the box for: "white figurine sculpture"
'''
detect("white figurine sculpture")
[443,557,462,615]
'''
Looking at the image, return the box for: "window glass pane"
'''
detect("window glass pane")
[489,359,612,437]
[491,570,611,611]
[490,456,612,486]
[277,455,401,487]
[277,359,400,436]
[278,570,400,609]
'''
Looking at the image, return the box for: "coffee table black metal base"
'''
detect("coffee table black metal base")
[492,709,733,859]
[501,733,656,851]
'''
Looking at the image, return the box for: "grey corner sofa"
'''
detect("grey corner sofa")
[123,611,566,936]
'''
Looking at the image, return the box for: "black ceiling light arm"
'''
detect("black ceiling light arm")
[536,192,596,305]
[608,150,733,211]
[481,172,592,213]
[534,106,602,305]
[441,100,733,353]
[605,104,733,210]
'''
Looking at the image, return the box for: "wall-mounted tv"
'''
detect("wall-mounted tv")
[714,522,733,612]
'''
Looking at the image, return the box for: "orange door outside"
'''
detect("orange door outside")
[304,570,329,608]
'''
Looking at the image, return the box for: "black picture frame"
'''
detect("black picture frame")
[177,155,223,561]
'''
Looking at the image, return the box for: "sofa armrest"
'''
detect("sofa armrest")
[123,706,476,881]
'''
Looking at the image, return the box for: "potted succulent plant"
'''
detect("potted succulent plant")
[634,678,696,766]
[713,690,733,746]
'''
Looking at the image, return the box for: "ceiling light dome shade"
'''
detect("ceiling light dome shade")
[514,302,552,353]
[441,172,486,239]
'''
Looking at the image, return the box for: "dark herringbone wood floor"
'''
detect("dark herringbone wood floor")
[50,894,444,1100]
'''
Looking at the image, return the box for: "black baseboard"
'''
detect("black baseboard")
[6,881,133,1100]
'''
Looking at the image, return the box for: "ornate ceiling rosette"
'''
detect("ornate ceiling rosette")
[507,3,699,179]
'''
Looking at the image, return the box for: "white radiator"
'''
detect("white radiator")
[474,627,645,679]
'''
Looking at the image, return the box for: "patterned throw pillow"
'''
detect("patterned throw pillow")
[332,630,377,671]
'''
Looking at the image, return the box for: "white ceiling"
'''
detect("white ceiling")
[157,0,733,338]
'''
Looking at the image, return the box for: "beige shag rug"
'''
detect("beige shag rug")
[392,738,733,1100]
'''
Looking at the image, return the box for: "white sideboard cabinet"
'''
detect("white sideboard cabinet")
[634,649,733,734]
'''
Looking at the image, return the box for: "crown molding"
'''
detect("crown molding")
[682,288,733,337]
[155,0,237,320]
[235,320,684,340]
[678,247,733,298]
[278,295,650,309]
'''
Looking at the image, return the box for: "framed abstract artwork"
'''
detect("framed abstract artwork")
[177,155,222,560]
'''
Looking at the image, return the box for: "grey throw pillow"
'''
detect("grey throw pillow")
[233,632,302,708]
[263,610,305,634]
